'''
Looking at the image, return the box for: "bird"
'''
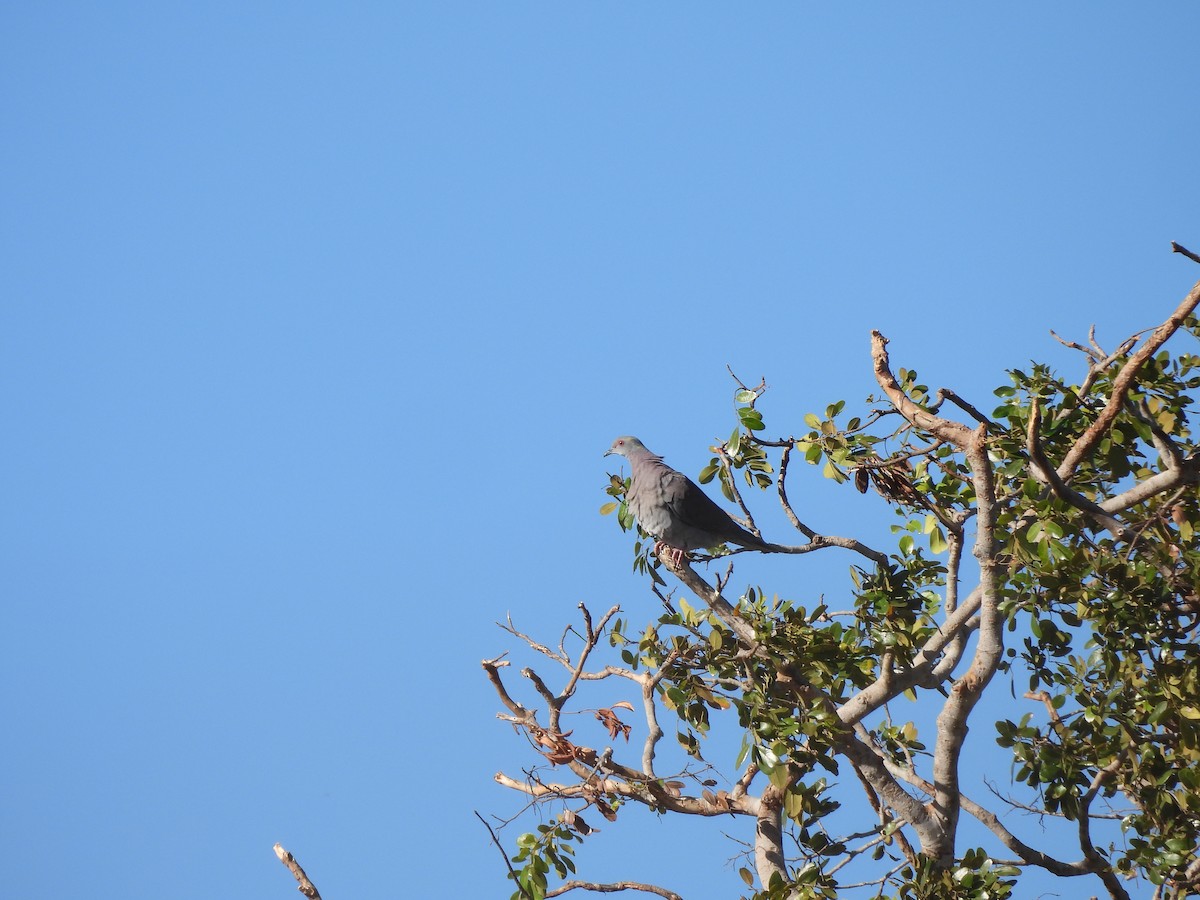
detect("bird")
[604,435,775,563]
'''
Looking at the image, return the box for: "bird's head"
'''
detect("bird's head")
[604,435,647,458]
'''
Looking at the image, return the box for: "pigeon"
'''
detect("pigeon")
[604,436,774,562]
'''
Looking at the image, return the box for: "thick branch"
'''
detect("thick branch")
[754,783,789,888]
[839,586,984,725]
[876,758,1100,879]
[1100,459,1199,514]
[831,727,943,850]
[661,555,758,646]
[928,426,1004,863]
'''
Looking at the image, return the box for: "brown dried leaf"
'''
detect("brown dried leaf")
[595,707,633,742]
[854,467,870,494]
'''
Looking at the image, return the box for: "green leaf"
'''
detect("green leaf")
[739,867,755,886]
[734,389,756,403]
[822,459,845,482]
[738,407,764,430]
[929,526,948,554]
[599,502,618,516]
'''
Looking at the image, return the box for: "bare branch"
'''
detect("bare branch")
[1171,241,1200,265]
[556,605,622,716]
[871,331,976,449]
[273,843,323,900]
[502,616,569,666]
[547,881,683,900]
[933,388,994,429]
[493,769,752,819]
[483,656,533,721]
[956,796,1094,877]
[776,444,888,564]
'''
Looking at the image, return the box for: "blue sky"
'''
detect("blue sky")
[3,5,1198,898]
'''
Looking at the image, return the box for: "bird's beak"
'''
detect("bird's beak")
[603,449,613,457]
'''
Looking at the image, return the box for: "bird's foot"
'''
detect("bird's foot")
[654,541,690,569]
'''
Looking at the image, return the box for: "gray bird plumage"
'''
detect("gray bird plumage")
[604,436,774,556]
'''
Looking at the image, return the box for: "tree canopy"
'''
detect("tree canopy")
[484,255,1200,900]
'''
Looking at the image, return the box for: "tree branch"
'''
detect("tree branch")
[870,331,976,450]
[1056,278,1200,480]
[927,424,1004,863]
[273,843,323,900]
[775,444,888,564]
[754,783,789,887]
[1170,241,1200,265]
[1026,396,1131,538]
[1077,760,1131,900]
[474,812,534,900]
[547,881,683,899]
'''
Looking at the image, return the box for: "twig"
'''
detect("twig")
[475,811,535,900]
[273,843,323,900]
[713,445,763,536]
[1170,241,1200,265]
[933,388,993,428]
[776,444,818,539]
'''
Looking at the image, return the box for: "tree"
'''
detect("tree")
[482,249,1200,900]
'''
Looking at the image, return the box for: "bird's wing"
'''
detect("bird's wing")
[660,468,742,537]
